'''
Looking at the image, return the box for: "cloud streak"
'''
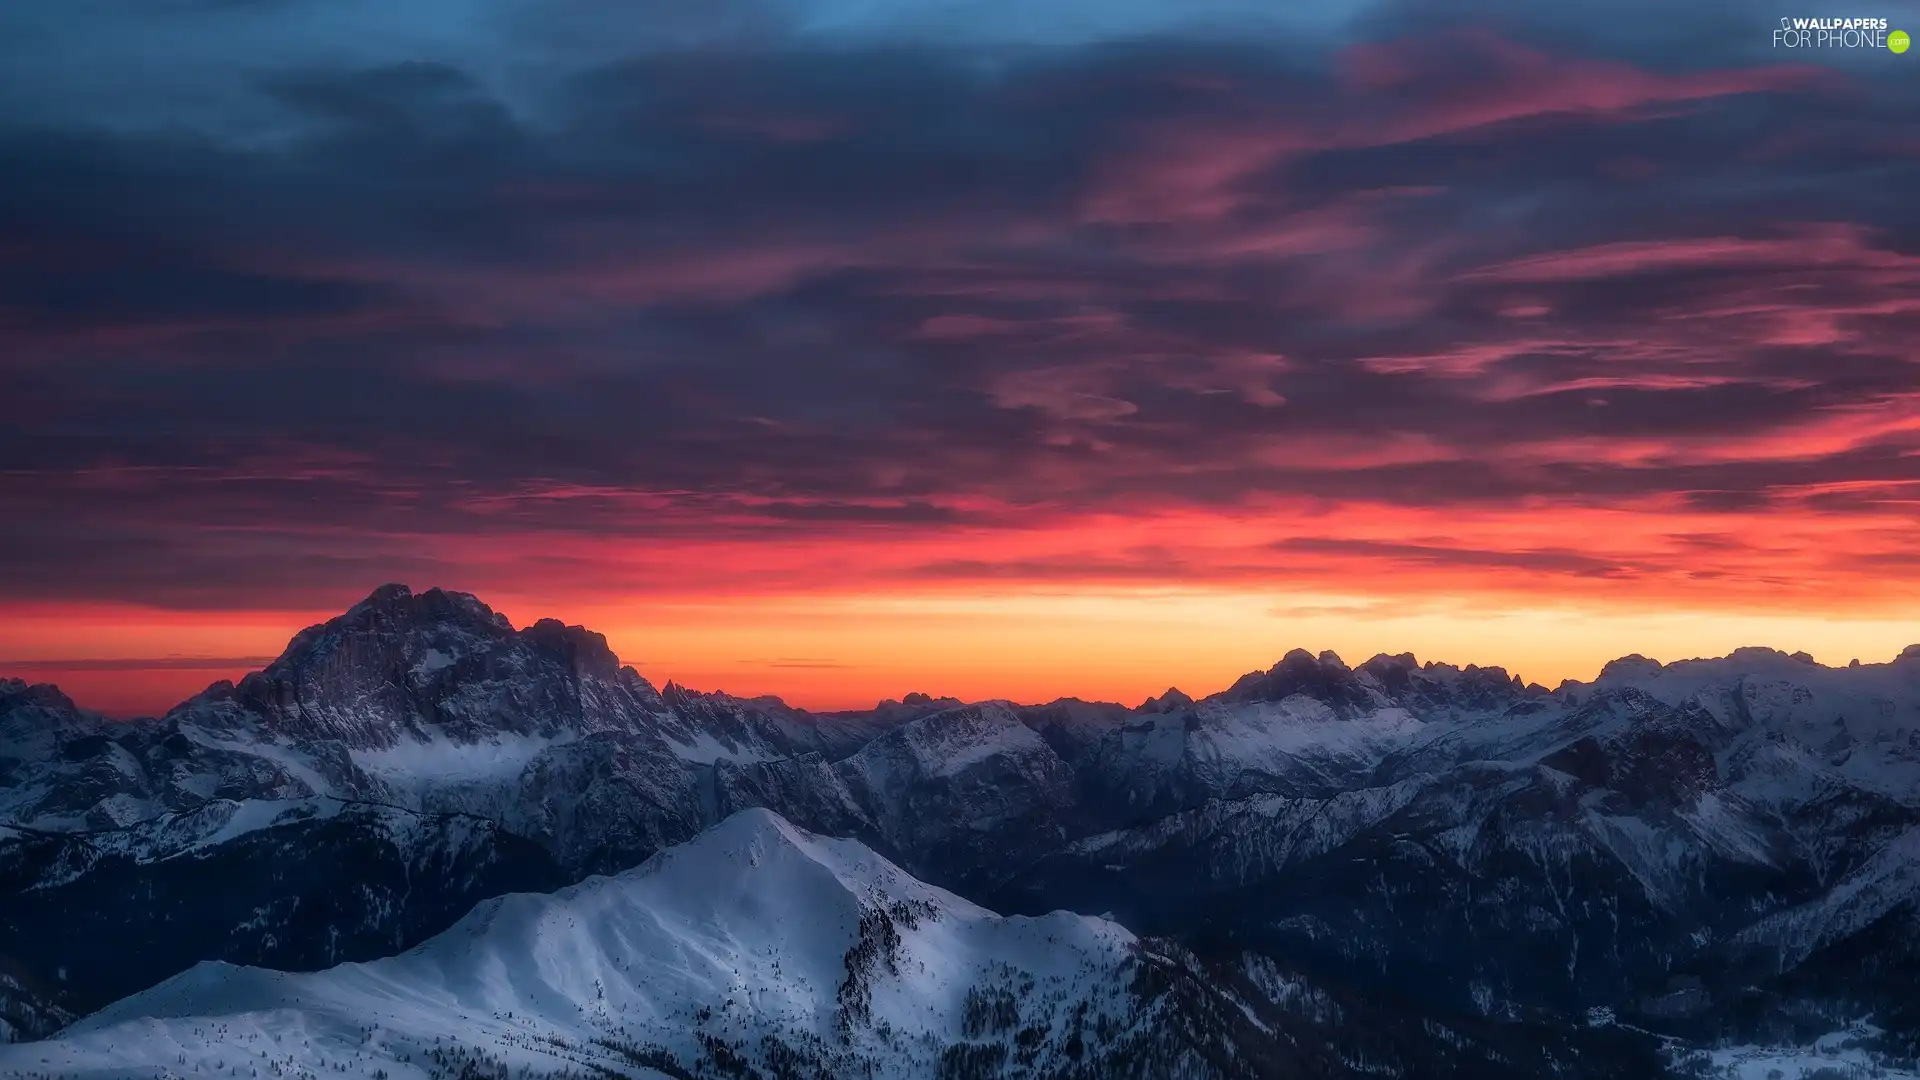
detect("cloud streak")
[0,657,280,673]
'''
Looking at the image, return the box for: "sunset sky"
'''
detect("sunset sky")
[3,0,1918,716]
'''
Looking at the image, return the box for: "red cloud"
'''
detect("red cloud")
[1085,32,1829,226]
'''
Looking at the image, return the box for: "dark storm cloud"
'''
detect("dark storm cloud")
[1,0,1917,605]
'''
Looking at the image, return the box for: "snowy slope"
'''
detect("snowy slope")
[1589,649,1920,807]
[833,702,1077,887]
[2,809,1151,1080]
[0,796,569,1037]
[3,810,1668,1080]
[1736,824,1920,967]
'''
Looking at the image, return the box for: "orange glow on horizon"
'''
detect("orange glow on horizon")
[6,585,1917,719]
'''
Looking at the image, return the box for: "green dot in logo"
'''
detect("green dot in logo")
[1892,29,1912,53]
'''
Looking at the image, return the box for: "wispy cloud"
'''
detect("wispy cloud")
[0,656,278,672]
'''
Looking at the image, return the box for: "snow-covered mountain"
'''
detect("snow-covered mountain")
[0,585,888,868]
[3,809,1143,1079]
[0,796,567,1043]
[4,583,1920,1075]
[988,648,1920,1063]
[0,809,1667,1080]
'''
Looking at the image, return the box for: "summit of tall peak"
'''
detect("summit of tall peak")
[337,583,512,634]
[1216,648,1379,716]
[520,617,621,680]
[1136,687,1194,713]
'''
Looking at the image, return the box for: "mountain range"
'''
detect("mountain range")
[3,583,1919,1079]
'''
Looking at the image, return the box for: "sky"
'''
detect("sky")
[3,0,1919,716]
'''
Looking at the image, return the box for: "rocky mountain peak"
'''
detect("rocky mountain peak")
[264,584,513,678]
[1218,648,1380,716]
[1727,646,1804,666]
[520,618,621,681]
[1354,653,1537,720]
[339,583,510,636]
[1596,653,1664,681]
[0,679,82,715]
[1136,687,1194,714]
[0,680,96,742]
[150,585,677,749]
